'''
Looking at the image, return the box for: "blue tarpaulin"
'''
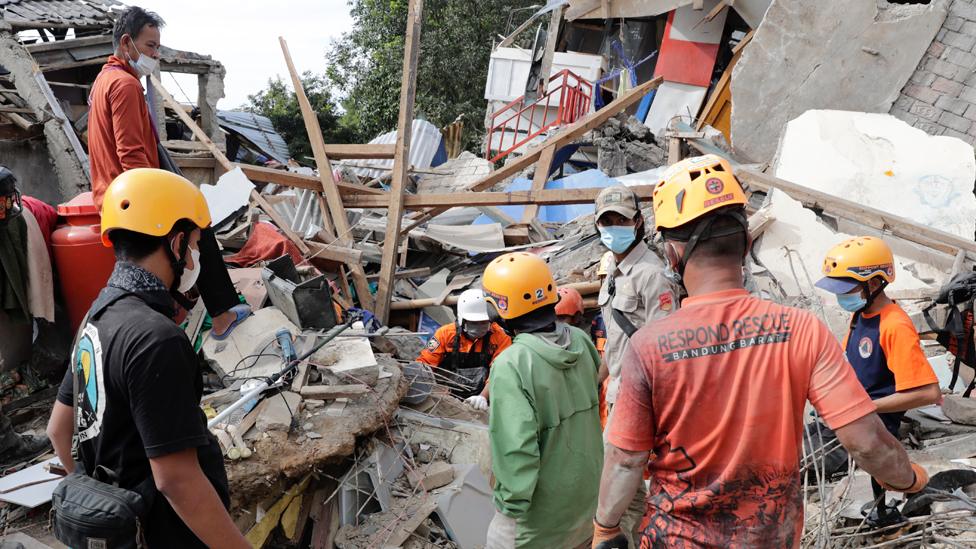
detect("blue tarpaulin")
[473,169,619,226]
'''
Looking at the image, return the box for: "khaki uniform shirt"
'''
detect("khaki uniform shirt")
[598,241,677,403]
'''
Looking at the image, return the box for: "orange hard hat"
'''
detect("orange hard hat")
[555,287,584,317]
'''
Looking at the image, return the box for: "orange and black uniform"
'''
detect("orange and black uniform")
[417,323,511,398]
[843,302,939,434]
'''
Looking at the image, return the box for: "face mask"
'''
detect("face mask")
[125,37,158,77]
[837,293,867,313]
[463,323,490,340]
[599,225,636,254]
[176,247,201,293]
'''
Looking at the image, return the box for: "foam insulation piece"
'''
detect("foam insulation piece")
[754,188,931,337]
[201,167,253,228]
[775,110,976,240]
[731,0,948,162]
[644,81,707,137]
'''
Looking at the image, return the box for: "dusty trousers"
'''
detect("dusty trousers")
[195,227,239,317]
[485,510,592,549]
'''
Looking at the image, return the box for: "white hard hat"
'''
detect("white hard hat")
[457,289,490,322]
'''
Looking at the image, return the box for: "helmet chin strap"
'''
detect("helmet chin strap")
[670,210,750,278]
[164,229,195,311]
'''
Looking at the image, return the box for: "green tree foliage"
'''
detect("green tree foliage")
[245,72,354,162]
[328,0,540,150]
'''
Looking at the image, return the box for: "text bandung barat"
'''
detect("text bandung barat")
[657,313,792,363]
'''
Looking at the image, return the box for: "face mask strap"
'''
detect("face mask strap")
[165,227,195,309]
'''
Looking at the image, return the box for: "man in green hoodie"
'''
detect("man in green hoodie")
[481,252,604,549]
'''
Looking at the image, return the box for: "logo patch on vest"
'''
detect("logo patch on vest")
[858,336,873,359]
[426,338,440,351]
[659,292,674,312]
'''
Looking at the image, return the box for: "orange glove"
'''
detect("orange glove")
[880,462,928,494]
[592,519,628,549]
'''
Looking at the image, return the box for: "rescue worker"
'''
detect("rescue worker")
[88,6,249,340]
[46,169,249,548]
[595,185,677,544]
[591,154,928,548]
[417,289,511,410]
[555,286,585,328]
[811,236,941,525]
[482,252,603,548]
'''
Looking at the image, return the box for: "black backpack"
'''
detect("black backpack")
[923,271,976,396]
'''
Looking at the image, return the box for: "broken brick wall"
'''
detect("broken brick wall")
[891,0,976,145]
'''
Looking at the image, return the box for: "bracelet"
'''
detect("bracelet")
[594,517,620,531]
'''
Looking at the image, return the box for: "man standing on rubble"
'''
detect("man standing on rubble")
[88,5,250,340]
[591,155,928,548]
[46,169,250,548]
[811,237,941,525]
[417,289,511,410]
[594,185,677,542]
[482,253,603,548]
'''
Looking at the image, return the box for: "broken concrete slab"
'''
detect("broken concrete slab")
[203,306,301,381]
[731,0,949,162]
[396,408,491,480]
[407,461,455,491]
[753,188,933,337]
[774,110,976,240]
[433,464,494,549]
[255,391,301,432]
[944,395,976,426]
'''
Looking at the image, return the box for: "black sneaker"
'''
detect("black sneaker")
[0,433,50,468]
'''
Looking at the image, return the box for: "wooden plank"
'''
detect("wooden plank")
[737,168,976,258]
[25,34,111,53]
[398,76,663,232]
[147,74,315,257]
[237,163,382,196]
[496,8,544,49]
[366,267,431,280]
[174,157,217,169]
[520,144,556,224]
[374,0,424,325]
[280,37,375,312]
[322,143,395,160]
[290,360,312,394]
[299,384,370,400]
[344,185,654,209]
[532,5,564,97]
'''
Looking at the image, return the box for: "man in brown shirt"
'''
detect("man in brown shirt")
[88,6,249,339]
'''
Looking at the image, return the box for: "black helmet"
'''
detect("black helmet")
[0,167,23,225]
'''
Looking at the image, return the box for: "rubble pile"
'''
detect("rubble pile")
[6,0,976,547]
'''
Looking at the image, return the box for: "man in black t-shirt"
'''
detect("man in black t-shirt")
[46,168,249,548]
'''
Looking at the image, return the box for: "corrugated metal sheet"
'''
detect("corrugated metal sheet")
[342,119,446,179]
[217,110,291,165]
[0,0,120,28]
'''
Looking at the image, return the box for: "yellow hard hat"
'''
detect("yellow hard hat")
[815,236,895,294]
[653,154,747,231]
[100,168,211,247]
[597,251,613,277]
[482,252,557,319]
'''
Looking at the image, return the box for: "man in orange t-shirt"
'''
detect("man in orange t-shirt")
[591,155,928,549]
[88,7,250,340]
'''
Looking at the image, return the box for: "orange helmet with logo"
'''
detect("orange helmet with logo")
[653,154,747,231]
[482,252,558,319]
[815,236,895,294]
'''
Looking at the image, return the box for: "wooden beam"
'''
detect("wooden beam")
[400,76,663,232]
[25,34,112,54]
[148,74,313,256]
[174,157,217,169]
[534,5,564,96]
[521,144,556,224]
[322,143,395,160]
[737,168,976,258]
[366,267,431,281]
[280,37,375,311]
[345,185,655,209]
[374,0,424,325]
[237,163,383,196]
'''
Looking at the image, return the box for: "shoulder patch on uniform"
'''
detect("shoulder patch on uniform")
[659,292,674,312]
[426,338,440,351]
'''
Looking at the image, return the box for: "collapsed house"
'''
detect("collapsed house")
[6,0,976,548]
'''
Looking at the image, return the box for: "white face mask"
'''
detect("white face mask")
[124,36,158,78]
[177,247,201,293]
